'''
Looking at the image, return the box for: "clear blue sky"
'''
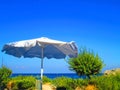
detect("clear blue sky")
[0,0,120,73]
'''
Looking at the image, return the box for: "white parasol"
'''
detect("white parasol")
[2,37,78,90]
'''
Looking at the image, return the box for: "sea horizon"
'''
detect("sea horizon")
[11,73,103,79]
[11,73,81,79]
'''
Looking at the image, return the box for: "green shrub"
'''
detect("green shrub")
[52,77,68,87]
[67,78,86,90]
[68,47,105,79]
[52,77,87,90]
[75,78,88,87]
[88,74,120,90]
[9,76,36,90]
[52,77,73,90]
[43,76,52,83]
[0,66,12,89]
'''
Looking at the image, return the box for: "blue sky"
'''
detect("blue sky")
[0,0,120,73]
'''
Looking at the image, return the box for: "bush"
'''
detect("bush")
[0,66,12,89]
[88,74,120,90]
[52,76,86,90]
[43,76,52,84]
[68,47,105,79]
[52,77,73,90]
[8,76,36,90]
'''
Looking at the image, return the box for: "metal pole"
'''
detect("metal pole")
[40,47,44,90]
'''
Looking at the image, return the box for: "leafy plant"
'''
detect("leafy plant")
[52,76,86,90]
[8,76,36,90]
[0,66,12,89]
[68,47,105,79]
[52,76,74,90]
[94,74,120,90]
[43,76,52,83]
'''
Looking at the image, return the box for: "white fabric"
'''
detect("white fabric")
[2,37,78,59]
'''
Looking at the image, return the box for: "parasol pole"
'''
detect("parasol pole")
[40,46,44,90]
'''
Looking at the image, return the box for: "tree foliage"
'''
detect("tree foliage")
[0,66,12,89]
[68,48,105,78]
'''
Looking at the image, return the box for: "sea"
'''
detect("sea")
[11,73,103,79]
[11,73,86,79]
